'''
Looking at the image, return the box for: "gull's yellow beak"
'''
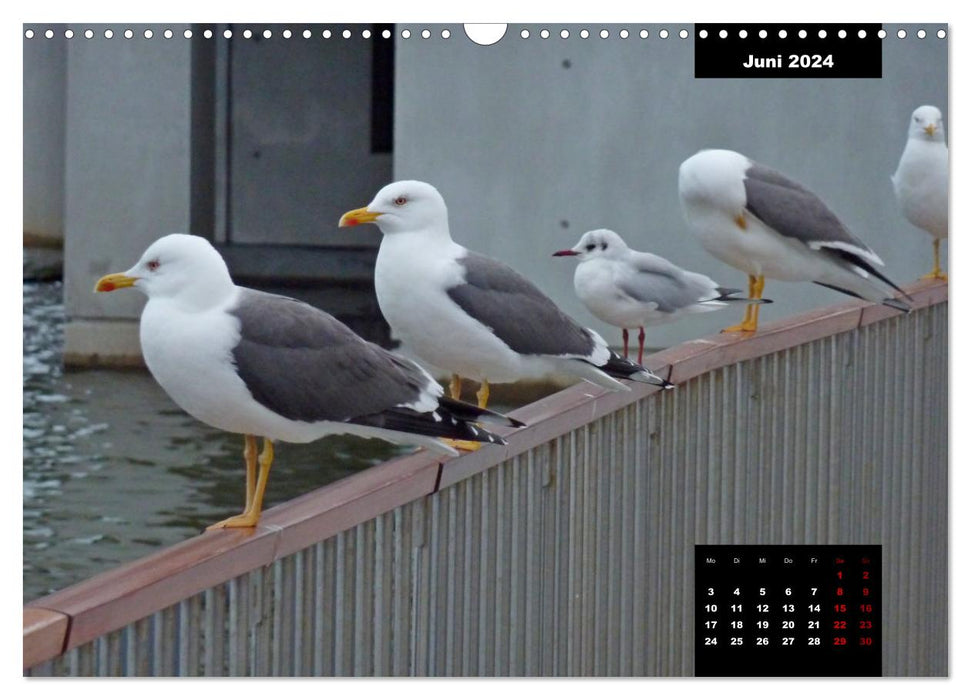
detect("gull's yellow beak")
[338,207,382,227]
[924,123,937,137]
[94,273,138,293]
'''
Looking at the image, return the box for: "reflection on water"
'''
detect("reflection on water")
[23,281,403,602]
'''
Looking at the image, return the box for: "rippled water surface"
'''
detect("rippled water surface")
[23,281,403,602]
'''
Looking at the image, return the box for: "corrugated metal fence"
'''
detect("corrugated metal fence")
[24,281,947,676]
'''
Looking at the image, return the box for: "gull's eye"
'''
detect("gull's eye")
[393,196,408,206]
[585,244,596,252]
[601,243,608,250]
[147,259,160,271]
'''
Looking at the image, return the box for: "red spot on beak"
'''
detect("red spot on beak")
[552,249,579,257]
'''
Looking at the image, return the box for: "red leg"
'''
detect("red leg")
[622,328,629,358]
[637,327,645,365]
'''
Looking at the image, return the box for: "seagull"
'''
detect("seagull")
[892,105,948,281]
[94,234,523,529]
[678,149,910,333]
[338,181,673,418]
[553,228,770,363]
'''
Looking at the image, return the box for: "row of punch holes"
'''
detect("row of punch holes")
[24,25,947,43]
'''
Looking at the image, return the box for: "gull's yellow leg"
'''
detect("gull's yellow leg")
[449,373,463,400]
[243,434,258,511]
[922,239,947,281]
[476,379,490,409]
[721,274,761,333]
[208,438,275,529]
[440,378,490,453]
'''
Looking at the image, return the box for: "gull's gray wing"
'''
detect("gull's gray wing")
[617,253,719,313]
[446,251,597,358]
[230,289,434,423]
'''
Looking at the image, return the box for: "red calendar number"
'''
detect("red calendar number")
[833,637,848,646]
[833,620,847,630]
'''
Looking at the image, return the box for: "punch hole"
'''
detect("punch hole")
[421,29,431,39]
[738,29,748,39]
[917,29,926,39]
[343,29,352,39]
[144,29,153,39]
[818,30,827,38]
[64,29,74,39]
[520,29,529,39]
[659,29,668,39]
[620,29,629,39]
[124,29,134,39]
[560,29,569,39]
[401,29,411,39]
[838,29,847,38]
[85,29,95,39]
[641,29,649,39]
[581,29,590,39]
[361,29,371,38]
[164,29,173,39]
[896,29,907,38]
[937,29,946,39]
[599,29,609,39]
[322,29,332,38]
[798,29,807,39]
[263,29,272,39]
[223,29,232,39]
[698,29,708,39]
[204,29,213,39]
[719,29,727,39]
[382,29,391,39]
[877,29,886,39]
[24,29,34,39]
[464,24,507,45]
[243,29,253,39]
[441,29,451,39]
[857,29,867,39]
[302,29,311,39]
[778,29,788,39]
[282,29,291,39]
[45,29,54,39]
[679,29,688,39]
[758,29,768,38]
[540,29,550,39]
[183,29,192,39]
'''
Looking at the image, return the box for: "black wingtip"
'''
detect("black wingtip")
[713,288,773,305]
[882,297,911,313]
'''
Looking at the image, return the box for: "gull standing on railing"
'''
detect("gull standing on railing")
[94,234,523,528]
[678,149,910,333]
[892,105,948,281]
[553,228,770,363]
[338,181,673,447]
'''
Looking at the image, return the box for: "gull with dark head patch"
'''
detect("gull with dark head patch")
[339,181,672,439]
[892,105,948,280]
[94,234,523,528]
[554,228,769,363]
[678,149,910,333]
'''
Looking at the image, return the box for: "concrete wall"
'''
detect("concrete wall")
[394,23,948,350]
[23,34,66,243]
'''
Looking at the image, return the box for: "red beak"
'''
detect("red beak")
[552,249,579,257]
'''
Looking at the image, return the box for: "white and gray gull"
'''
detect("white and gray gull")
[892,105,948,280]
[678,149,910,333]
[94,234,523,528]
[338,181,673,420]
[553,228,769,363]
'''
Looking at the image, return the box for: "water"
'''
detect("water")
[23,281,404,602]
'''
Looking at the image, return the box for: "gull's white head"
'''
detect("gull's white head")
[339,180,450,237]
[94,233,234,305]
[553,229,631,262]
[908,105,945,142]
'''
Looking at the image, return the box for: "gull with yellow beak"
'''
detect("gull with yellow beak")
[678,149,910,333]
[339,181,672,427]
[892,105,949,280]
[94,233,522,528]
